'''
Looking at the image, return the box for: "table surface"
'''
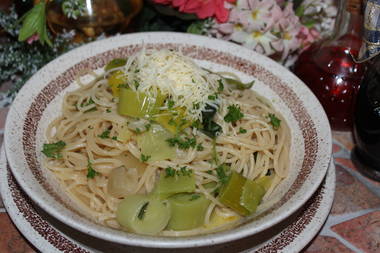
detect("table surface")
[0,104,379,252]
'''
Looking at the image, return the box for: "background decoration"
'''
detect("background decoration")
[0,0,337,105]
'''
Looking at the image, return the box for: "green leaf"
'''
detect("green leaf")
[187,21,204,34]
[18,2,52,46]
[295,5,305,17]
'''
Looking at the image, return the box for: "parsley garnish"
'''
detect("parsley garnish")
[77,98,97,113]
[218,79,224,92]
[98,130,110,139]
[165,166,193,177]
[208,95,216,100]
[42,141,66,159]
[224,104,244,123]
[165,167,176,177]
[111,136,118,140]
[141,154,151,162]
[189,194,201,201]
[239,127,247,134]
[145,124,151,131]
[137,202,149,220]
[192,120,202,129]
[193,102,200,110]
[196,143,204,151]
[167,99,175,109]
[180,166,192,176]
[134,69,140,73]
[87,160,99,179]
[166,136,197,150]
[206,170,213,174]
[216,164,230,185]
[168,118,176,126]
[268,113,281,130]
[106,109,111,113]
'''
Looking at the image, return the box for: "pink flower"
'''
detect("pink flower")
[153,0,236,23]
[27,34,39,44]
[297,26,320,49]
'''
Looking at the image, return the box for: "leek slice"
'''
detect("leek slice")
[116,195,171,235]
[118,88,165,118]
[155,171,196,199]
[240,180,265,213]
[108,70,126,97]
[167,193,210,230]
[218,171,249,216]
[136,124,176,162]
[155,107,192,134]
[105,58,127,71]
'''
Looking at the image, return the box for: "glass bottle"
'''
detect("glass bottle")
[293,0,365,131]
[351,0,380,181]
[46,0,143,39]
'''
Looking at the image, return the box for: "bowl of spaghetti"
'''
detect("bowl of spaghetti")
[4,32,332,248]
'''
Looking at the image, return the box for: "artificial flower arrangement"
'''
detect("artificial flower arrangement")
[0,0,337,101]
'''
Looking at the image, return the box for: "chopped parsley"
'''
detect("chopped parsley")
[165,167,176,177]
[189,194,201,201]
[111,136,118,140]
[81,97,95,107]
[218,79,224,92]
[216,164,230,185]
[145,124,151,131]
[42,141,66,159]
[239,127,247,134]
[168,118,176,126]
[87,160,99,179]
[224,104,244,123]
[268,113,281,130]
[196,143,204,151]
[206,170,213,174]
[166,136,197,150]
[193,102,200,110]
[137,201,149,220]
[134,69,140,73]
[141,154,151,162]
[106,108,112,113]
[192,120,202,129]
[208,94,217,101]
[180,166,193,176]
[167,99,175,109]
[165,166,193,177]
[98,130,110,139]
[78,98,97,113]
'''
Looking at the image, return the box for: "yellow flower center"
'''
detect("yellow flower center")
[252,10,259,20]
[284,32,292,40]
[252,31,262,38]
[234,24,243,31]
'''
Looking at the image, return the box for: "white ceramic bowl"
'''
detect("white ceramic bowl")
[4,32,332,248]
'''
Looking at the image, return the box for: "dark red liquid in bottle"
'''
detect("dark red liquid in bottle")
[352,57,380,181]
[293,35,365,131]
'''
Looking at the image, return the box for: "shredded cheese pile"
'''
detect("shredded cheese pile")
[124,49,220,121]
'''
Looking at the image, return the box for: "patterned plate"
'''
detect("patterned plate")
[0,146,335,252]
[4,32,332,247]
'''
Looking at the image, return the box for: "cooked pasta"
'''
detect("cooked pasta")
[42,48,290,236]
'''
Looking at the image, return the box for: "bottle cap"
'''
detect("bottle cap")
[357,0,380,62]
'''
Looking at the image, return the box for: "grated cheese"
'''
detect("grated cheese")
[123,49,221,121]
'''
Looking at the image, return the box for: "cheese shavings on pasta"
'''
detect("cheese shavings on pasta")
[124,48,221,121]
